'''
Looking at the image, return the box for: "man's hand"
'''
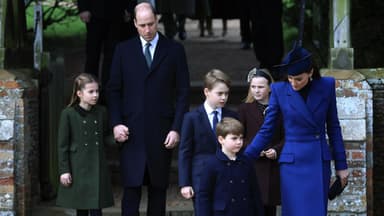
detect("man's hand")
[164,130,179,149]
[180,186,194,199]
[60,173,72,187]
[113,124,129,143]
[79,11,91,23]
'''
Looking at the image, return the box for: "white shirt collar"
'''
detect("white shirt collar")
[204,101,222,116]
[139,33,159,51]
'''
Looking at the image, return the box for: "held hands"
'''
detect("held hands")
[261,148,277,160]
[79,11,91,23]
[180,186,194,199]
[114,124,129,143]
[60,173,72,187]
[164,131,180,149]
[336,169,349,188]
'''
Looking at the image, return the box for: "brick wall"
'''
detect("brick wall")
[0,69,39,216]
[369,78,384,216]
[0,68,381,215]
[325,75,372,216]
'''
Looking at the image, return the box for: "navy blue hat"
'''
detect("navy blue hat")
[274,45,312,76]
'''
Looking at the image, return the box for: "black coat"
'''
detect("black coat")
[107,33,190,188]
[77,0,127,20]
[197,150,264,216]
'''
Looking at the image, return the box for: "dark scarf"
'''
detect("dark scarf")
[298,80,312,102]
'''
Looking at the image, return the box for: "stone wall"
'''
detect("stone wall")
[0,68,381,215]
[372,84,384,216]
[326,72,372,215]
[0,69,39,216]
[364,70,384,216]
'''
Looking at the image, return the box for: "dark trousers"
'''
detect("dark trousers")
[76,209,102,216]
[264,205,277,216]
[122,186,167,216]
[161,13,186,39]
[239,0,252,43]
[85,17,121,92]
[121,167,167,216]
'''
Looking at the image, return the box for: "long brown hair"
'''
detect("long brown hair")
[67,73,98,107]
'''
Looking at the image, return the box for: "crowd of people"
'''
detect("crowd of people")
[55,1,349,216]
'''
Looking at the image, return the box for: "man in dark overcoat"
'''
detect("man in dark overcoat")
[107,2,190,216]
[251,0,284,79]
[77,0,135,101]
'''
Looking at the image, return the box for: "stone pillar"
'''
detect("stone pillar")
[0,0,7,69]
[322,70,371,215]
[358,68,384,216]
[330,0,354,70]
[0,69,39,216]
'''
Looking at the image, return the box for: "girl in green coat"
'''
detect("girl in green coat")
[56,73,114,216]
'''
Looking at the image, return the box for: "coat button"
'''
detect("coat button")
[229,180,233,184]
[241,179,245,183]
[94,120,97,124]
[95,141,99,145]
[231,198,236,202]
[227,162,231,166]
[95,131,98,135]
[84,143,88,146]
[83,120,87,124]
[315,134,320,139]
[84,131,88,135]
[243,197,247,201]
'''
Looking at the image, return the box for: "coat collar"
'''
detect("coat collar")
[215,149,245,163]
[286,79,325,128]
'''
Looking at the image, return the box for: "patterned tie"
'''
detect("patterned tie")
[144,42,152,68]
[212,110,219,132]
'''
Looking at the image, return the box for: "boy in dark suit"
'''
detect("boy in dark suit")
[197,117,264,216]
[178,69,238,214]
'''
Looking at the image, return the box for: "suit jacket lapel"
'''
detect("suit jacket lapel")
[197,105,216,138]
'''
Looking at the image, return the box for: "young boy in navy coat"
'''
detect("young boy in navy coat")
[197,117,264,216]
[178,69,238,214]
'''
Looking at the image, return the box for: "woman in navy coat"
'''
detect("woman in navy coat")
[245,46,349,216]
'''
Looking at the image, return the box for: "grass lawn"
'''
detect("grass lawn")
[25,2,86,50]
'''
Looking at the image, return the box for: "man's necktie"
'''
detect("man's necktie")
[212,110,219,132]
[144,42,152,68]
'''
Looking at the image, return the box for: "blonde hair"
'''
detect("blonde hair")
[244,68,274,103]
[216,117,244,138]
[67,73,99,107]
[204,69,231,90]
